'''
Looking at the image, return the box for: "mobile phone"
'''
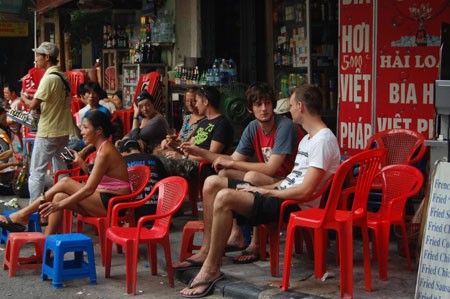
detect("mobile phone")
[64,147,75,159]
[236,183,251,190]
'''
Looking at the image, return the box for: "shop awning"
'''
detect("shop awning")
[37,0,74,14]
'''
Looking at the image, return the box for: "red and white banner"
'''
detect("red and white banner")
[338,0,450,154]
[376,0,450,140]
[338,0,375,156]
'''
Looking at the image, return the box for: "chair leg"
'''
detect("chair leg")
[400,222,412,271]
[360,222,372,291]
[97,221,107,267]
[149,242,157,275]
[378,223,391,281]
[339,222,353,299]
[281,222,296,291]
[162,237,174,287]
[269,225,280,277]
[314,227,327,279]
[104,237,113,278]
[259,225,268,261]
[125,240,137,295]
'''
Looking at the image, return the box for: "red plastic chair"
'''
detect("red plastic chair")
[258,174,334,277]
[21,67,45,96]
[367,164,423,280]
[114,71,162,136]
[104,176,188,295]
[282,148,385,298]
[53,151,97,234]
[75,165,150,266]
[66,70,86,97]
[363,129,426,192]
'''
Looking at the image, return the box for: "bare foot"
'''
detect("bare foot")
[173,252,207,269]
[180,269,224,297]
[0,213,28,226]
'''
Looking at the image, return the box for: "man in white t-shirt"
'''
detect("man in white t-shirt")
[180,85,341,298]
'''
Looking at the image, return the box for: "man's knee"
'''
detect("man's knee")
[204,175,227,194]
[243,171,260,183]
[214,188,236,210]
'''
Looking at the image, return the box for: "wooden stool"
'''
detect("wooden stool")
[3,232,46,277]
[179,220,204,261]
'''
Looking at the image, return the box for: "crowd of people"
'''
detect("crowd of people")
[0,41,341,299]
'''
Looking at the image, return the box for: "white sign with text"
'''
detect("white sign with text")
[415,161,450,299]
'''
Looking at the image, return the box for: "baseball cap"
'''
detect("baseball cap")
[136,90,154,104]
[118,138,141,153]
[274,98,290,114]
[32,42,59,58]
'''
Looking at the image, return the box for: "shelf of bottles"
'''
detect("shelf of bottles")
[173,58,238,87]
[273,0,338,113]
[273,0,309,98]
[122,63,167,109]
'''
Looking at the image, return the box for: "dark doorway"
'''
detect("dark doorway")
[200,0,267,84]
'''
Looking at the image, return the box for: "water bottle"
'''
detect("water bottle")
[228,58,237,83]
[219,58,229,84]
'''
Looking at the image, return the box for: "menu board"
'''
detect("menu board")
[415,161,450,298]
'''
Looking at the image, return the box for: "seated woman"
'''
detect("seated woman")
[155,87,204,154]
[117,90,169,153]
[159,86,234,179]
[0,110,131,235]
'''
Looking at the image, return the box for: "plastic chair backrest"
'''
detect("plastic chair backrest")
[377,164,424,221]
[127,165,151,194]
[21,67,45,96]
[142,176,188,230]
[323,148,385,223]
[365,129,426,166]
[66,71,86,97]
[132,72,163,111]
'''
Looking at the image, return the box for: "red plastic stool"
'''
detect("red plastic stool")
[179,220,204,261]
[3,232,46,277]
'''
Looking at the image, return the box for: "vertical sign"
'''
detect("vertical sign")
[415,161,450,298]
[376,1,450,139]
[338,0,374,156]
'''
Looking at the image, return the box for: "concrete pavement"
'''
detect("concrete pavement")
[0,196,419,298]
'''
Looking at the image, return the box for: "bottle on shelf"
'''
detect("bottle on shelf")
[228,58,237,83]
[219,58,229,84]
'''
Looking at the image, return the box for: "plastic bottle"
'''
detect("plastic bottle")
[219,59,229,84]
[228,58,237,83]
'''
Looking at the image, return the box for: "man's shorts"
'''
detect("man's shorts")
[228,178,300,226]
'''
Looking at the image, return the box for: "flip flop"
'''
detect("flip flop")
[181,272,225,298]
[0,215,26,232]
[224,244,246,252]
[174,258,204,271]
[232,250,260,264]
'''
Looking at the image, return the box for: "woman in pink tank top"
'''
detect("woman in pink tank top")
[0,110,131,235]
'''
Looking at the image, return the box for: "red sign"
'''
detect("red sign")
[376,0,450,139]
[338,0,375,155]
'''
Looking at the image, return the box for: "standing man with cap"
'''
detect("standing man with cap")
[21,42,73,203]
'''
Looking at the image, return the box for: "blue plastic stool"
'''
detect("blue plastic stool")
[28,212,42,233]
[41,233,97,288]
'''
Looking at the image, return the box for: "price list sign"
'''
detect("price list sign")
[416,161,450,299]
